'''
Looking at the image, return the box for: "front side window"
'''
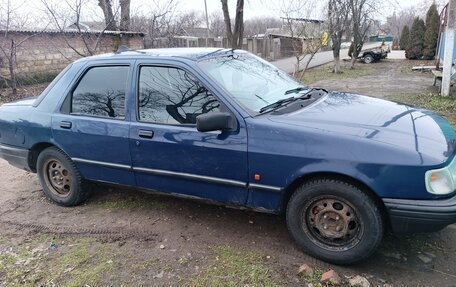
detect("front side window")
[138,66,220,125]
[71,66,129,119]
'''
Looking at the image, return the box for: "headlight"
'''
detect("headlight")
[425,157,456,195]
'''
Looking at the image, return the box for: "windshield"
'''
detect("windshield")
[197,53,307,113]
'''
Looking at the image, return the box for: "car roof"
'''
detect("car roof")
[77,47,242,62]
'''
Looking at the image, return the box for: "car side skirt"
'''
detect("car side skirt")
[72,157,284,211]
[90,179,281,214]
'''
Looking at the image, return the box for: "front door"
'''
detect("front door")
[129,64,248,205]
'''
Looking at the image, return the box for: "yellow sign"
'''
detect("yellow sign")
[322,32,329,46]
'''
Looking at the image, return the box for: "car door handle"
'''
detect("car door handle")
[60,121,72,129]
[138,129,154,139]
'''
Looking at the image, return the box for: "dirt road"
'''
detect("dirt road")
[310,60,437,99]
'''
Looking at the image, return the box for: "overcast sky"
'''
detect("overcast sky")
[3,0,448,30]
[144,0,446,20]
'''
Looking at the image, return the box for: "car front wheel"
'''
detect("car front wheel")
[36,147,90,206]
[363,54,374,64]
[286,178,383,265]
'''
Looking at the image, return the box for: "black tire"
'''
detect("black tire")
[36,147,90,206]
[286,178,383,265]
[363,54,374,64]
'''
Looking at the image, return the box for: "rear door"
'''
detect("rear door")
[52,61,135,186]
[129,61,249,204]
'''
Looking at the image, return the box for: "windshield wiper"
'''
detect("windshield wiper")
[259,96,296,113]
[258,87,323,114]
[284,86,309,95]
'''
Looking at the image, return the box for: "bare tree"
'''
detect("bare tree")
[119,0,131,31]
[97,0,131,31]
[244,16,281,37]
[384,8,416,44]
[130,0,178,48]
[179,11,205,30]
[98,0,116,30]
[220,0,244,49]
[415,0,447,16]
[41,0,119,57]
[209,11,225,38]
[0,0,41,95]
[280,0,323,79]
[348,0,376,69]
[328,0,350,73]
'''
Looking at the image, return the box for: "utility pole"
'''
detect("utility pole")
[442,0,455,97]
[204,0,210,47]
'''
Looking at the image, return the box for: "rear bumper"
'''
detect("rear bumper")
[383,195,456,234]
[0,144,31,171]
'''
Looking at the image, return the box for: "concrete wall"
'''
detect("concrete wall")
[0,31,144,78]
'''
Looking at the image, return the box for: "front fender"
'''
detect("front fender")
[286,160,375,192]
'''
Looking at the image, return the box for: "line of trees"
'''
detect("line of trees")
[1,0,444,97]
[400,3,440,60]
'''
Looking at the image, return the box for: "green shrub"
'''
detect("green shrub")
[406,17,426,59]
[400,25,410,51]
[423,3,440,60]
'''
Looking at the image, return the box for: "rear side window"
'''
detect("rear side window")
[71,66,129,119]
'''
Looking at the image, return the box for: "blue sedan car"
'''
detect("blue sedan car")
[0,48,455,264]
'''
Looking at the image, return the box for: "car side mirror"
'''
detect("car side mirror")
[196,112,236,132]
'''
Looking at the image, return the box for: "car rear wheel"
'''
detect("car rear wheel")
[286,178,383,265]
[36,147,90,206]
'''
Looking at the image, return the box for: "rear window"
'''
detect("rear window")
[33,64,72,107]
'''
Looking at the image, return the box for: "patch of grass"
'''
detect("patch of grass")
[0,236,119,287]
[301,62,376,85]
[189,246,282,287]
[131,257,161,273]
[43,237,118,287]
[299,267,325,286]
[0,234,53,286]
[99,197,168,210]
[389,92,456,126]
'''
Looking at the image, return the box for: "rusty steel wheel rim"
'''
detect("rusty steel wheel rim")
[43,159,72,197]
[303,196,363,251]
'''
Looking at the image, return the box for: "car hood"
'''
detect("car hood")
[268,92,456,165]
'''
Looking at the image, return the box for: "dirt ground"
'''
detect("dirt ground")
[308,59,439,99]
[1,60,456,287]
